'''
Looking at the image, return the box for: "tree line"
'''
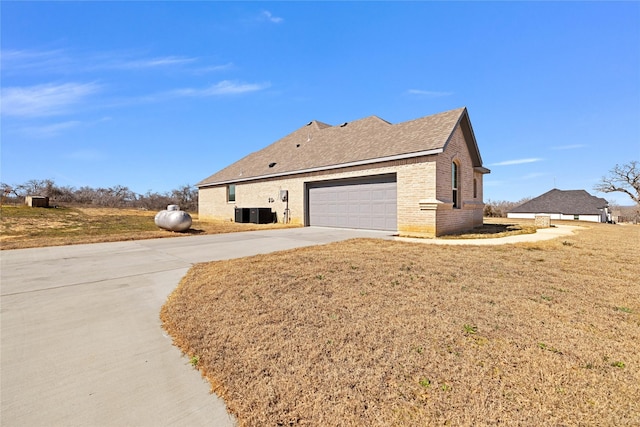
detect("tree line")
[1,179,198,212]
[3,162,637,217]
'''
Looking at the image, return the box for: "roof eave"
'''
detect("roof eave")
[198,148,443,188]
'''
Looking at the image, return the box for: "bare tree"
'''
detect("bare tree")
[139,190,174,211]
[484,197,532,218]
[1,182,14,205]
[4,178,198,211]
[15,179,54,197]
[171,184,198,211]
[1,182,13,196]
[594,161,640,205]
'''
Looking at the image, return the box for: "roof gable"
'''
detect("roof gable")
[509,189,609,215]
[198,107,485,187]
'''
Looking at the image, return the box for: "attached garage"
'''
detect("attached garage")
[307,175,397,231]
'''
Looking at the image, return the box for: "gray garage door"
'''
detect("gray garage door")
[307,176,397,231]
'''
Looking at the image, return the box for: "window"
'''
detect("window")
[227,184,236,203]
[452,161,460,208]
[473,178,477,199]
[574,215,579,220]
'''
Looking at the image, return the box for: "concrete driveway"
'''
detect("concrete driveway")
[0,227,391,427]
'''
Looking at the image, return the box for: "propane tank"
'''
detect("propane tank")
[155,205,192,232]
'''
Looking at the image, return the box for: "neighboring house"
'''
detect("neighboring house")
[507,189,610,223]
[198,107,490,237]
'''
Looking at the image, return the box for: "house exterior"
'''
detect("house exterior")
[198,107,490,237]
[507,189,610,223]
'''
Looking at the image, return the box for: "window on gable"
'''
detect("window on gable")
[227,184,236,203]
[452,161,460,209]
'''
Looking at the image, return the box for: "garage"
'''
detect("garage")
[307,175,397,231]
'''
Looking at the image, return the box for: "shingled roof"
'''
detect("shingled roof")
[198,107,485,187]
[509,189,609,215]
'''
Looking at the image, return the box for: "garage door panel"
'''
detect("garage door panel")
[385,204,396,215]
[371,189,387,200]
[308,178,397,231]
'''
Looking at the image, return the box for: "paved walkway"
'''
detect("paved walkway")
[394,224,581,245]
[0,225,577,426]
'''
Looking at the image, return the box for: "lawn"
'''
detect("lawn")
[0,205,298,250]
[161,222,640,426]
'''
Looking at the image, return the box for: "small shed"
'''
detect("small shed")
[25,196,50,208]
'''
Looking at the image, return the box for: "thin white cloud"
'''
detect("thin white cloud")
[261,10,283,24]
[2,48,209,75]
[193,62,234,75]
[1,82,101,117]
[551,144,587,150]
[1,49,70,74]
[93,55,198,71]
[20,121,82,138]
[406,89,453,97]
[13,117,111,139]
[169,80,270,97]
[490,158,543,166]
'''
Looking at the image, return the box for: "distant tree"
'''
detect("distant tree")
[74,186,96,204]
[1,182,14,196]
[53,185,77,203]
[4,178,198,211]
[484,197,531,218]
[138,190,174,211]
[171,184,198,211]
[594,161,640,205]
[1,182,15,205]
[15,179,56,197]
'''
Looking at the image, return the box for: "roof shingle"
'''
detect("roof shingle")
[198,107,478,187]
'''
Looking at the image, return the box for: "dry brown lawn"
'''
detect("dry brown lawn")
[161,222,640,426]
[0,205,298,250]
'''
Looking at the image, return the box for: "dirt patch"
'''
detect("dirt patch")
[161,223,640,426]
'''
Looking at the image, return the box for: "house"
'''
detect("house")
[198,107,490,237]
[507,189,610,223]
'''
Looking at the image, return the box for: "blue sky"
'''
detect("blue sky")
[2,2,639,205]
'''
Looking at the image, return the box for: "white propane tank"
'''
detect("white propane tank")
[155,205,192,232]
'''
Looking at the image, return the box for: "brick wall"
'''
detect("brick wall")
[432,126,484,235]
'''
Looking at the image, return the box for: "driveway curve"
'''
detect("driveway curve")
[0,225,577,426]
